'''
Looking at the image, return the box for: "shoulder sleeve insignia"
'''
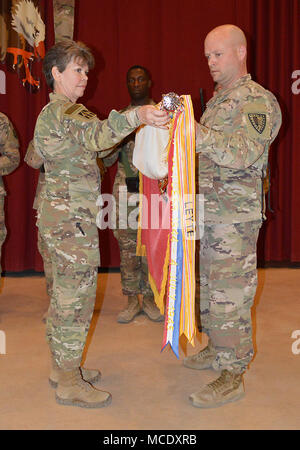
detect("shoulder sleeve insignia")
[243,102,271,140]
[78,109,96,120]
[248,113,266,134]
[64,104,97,121]
[64,104,81,115]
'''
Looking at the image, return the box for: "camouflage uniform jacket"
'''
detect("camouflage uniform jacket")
[196,74,282,223]
[24,139,45,210]
[34,93,141,226]
[104,99,156,188]
[0,112,20,196]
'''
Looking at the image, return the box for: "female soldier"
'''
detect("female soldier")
[34,40,168,408]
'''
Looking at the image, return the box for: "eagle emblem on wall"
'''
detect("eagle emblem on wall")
[0,0,45,92]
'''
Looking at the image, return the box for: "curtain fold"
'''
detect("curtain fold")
[237,0,300,262]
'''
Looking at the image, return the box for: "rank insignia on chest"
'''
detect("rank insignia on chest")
[78,109,96,120]
[248,113,266,134]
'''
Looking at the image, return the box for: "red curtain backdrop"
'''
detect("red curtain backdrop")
[0,0,54,272]
[0,0,299,271]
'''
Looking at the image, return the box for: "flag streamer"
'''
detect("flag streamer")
[137,95,196,357]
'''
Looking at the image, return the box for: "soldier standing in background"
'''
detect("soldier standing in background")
[0,113,20,308]
[104,66,164,324]
[24,141,53,322]
[184,25,282,408]
[33,40,168,409]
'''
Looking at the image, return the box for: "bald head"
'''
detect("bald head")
[204,24,248,90]
[205,25,247,49]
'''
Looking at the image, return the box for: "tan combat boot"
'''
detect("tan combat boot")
[117,295,141,323]
[189,369,245,408]
[55,368,111,408]
[49,358,101,388]
[142,296,164,322]
[183,339,216,370]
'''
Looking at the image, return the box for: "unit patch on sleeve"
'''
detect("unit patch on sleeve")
[78,109,96,120]
[243,102,271,140]
[248,113,266,134]
[64,104,97,121]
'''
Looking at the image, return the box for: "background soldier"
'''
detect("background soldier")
[0,112,20,311]
[184,25,282,408]
[104,65,164,324]
[24,141,53,322]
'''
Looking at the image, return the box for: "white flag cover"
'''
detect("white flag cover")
[133,125,169,180]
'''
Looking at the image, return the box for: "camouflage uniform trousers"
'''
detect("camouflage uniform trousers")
[0,196,6,274]
[39,219,99,371]
[199,219,262,374]
[113,199,153,297]
[37,231,54,298]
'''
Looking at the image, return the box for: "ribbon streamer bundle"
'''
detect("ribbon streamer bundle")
[136,94,196,358]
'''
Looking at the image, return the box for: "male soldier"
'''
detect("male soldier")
[104,66,164,324]
[184,25,282,408]
[0,113,20,305]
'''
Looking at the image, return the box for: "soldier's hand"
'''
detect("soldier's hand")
[137,105,169,129]
[195,120,209,144]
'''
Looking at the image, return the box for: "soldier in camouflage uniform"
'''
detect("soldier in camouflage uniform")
[33,0,75,318]
[183,25,282,408]
[24,141,53,322]
[104,66,164,324]
[0,113,20,303]
[33,40,168,408]
[53,0,75,42]
[25,140,106,324]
